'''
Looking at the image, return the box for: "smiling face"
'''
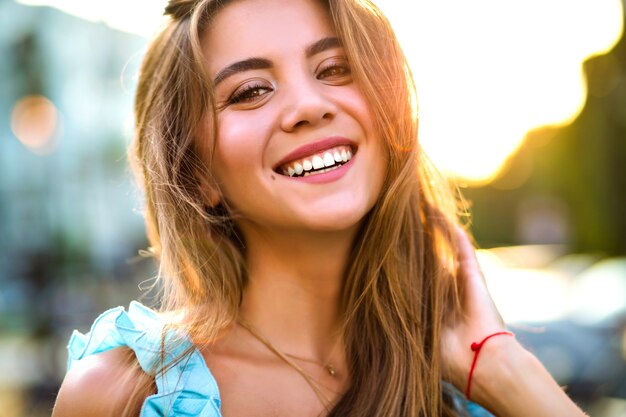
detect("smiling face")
[201,0,387,236]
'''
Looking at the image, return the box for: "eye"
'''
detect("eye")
[317,58,351,82]
[227,82,273,105]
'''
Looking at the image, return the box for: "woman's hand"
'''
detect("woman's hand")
[441,226,507,393]
[442,227,588,417]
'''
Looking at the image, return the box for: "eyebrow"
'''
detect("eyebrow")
[213,57,272,86]
[212,37,342,86]
[305,36,341,58]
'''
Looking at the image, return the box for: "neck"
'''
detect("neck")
[238,224,356,360]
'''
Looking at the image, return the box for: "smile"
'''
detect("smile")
[278,145,354,177]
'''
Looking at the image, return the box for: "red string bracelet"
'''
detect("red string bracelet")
[465,331,514,400]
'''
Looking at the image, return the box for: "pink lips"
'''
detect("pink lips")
[274,136,355,171]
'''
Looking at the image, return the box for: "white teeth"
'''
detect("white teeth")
[312,155,324,170]
[281,146,354,177]
[323,152,335,167]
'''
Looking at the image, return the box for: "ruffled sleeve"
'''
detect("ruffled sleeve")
[67,301,222,417]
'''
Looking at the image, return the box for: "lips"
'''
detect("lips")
[274,137,356,178]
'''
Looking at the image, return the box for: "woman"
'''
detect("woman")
[53,0,587,416]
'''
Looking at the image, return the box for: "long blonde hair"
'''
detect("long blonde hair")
[130,0,467,415]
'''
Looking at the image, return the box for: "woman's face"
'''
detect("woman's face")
[202,0,386,235]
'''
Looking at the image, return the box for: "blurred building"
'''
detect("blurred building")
[0,2,152,415]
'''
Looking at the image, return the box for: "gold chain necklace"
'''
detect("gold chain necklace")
[237,317,341,408]
[284,352,337,377]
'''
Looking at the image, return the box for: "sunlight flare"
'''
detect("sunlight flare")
[379,0,624,184]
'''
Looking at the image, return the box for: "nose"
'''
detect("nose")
[279,78,337,132]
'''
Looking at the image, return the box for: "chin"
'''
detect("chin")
[299,205,372,233]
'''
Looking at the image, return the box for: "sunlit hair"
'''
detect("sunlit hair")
[129,0,467,415]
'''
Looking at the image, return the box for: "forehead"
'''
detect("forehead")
[202,0,336,74]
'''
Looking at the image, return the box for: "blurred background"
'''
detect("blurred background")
[0,0,625,416]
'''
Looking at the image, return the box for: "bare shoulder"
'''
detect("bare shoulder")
[53,347,155,417]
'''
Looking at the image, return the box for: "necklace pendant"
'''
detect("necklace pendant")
[325,364,337,377]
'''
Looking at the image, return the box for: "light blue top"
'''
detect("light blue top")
[66,302,492,417]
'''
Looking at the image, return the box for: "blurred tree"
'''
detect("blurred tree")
[466,16,626,255]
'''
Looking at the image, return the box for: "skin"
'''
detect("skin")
[53,0,589,416]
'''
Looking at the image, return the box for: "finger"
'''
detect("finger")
[455,225,481,278]
[455,226,502,319]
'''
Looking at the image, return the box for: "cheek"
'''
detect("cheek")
[212,112,274,198]
[341,86,377,137]
[345,87,382,141]
[215,113,266,168]
[351,91,388,185]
